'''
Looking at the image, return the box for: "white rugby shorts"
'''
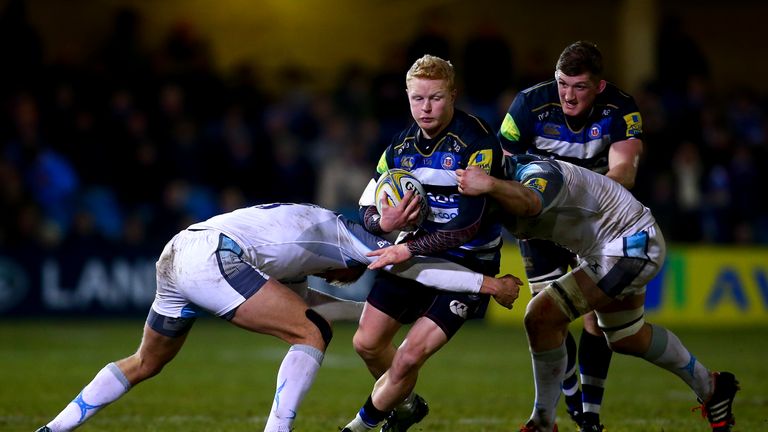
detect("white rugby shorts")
[577,224,666,299]
[152,229,269,319]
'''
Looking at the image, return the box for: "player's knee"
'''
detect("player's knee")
[351,330,376,360]
[539,273,591,322]
[392,343,426,374]
[305,309,333,348]
[522,303,541,333]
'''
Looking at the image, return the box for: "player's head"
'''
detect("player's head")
[554,40,607,117]
[405,54,457,138]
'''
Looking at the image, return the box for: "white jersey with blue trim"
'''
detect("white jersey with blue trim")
[187,203,484,293]
[507,158,657,258]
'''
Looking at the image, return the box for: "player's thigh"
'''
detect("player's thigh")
[355,302,402,350]
[230,278,320,343]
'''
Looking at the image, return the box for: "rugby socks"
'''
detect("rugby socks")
[529,342,567,429]
[561,331,581,411]
[642,324,713,400]
[579,330,612,424]
[265,344,324,432]
[343,395,388,431]
[46,362,131,431]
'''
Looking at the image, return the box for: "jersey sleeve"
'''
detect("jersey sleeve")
[498,93,532,154]
[385,257,484,293]
[358,148,396,233]
[610,93,643,142]
[517,162,565,214]
[338,215,483,293]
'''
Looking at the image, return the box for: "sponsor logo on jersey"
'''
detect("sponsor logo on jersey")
[430,208,459,223]
[427,192,461,205]
[500,113,521,141]
[523,177,548,192]
[449,300,468,318]
[624,112,642,136]
[468,149,493,173]
[590,124,602,138]
[441,154,455,170]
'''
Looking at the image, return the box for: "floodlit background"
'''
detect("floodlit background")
[1,0,767,430]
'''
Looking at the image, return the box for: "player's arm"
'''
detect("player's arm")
[606,138,643,189]
[607,97,644,189]
[497,92,531,155]
[457,166,542,217]
[404,193,485,255]
[368,247,521,308]
[338,215,521,307]
[358,149,397,234]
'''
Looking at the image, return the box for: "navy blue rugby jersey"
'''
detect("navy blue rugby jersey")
[375,109,504,262]
[498,79,643,173]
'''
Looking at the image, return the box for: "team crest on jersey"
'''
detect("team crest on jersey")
[400,156,415,170]
[468,149,493,173]
[589,124,602,138]
[624,112,642,136]
[441,154,456,169]
[543,123,561,137]
[524,177,548,192]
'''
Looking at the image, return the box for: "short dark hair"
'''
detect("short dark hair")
[555,41,603,77]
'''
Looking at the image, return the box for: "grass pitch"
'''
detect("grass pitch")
[2,318,765,431]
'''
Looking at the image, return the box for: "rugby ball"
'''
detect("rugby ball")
[374,169,429,231]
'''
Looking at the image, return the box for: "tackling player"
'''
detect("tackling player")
[35,203,521,432]
[457,156,739,432]
[497,40,644,431]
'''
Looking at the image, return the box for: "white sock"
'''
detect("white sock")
[529,343,566,429]
[643,324,712,399]
[47,363,131,432]
[264,344,324,432]
[343,412,377,431]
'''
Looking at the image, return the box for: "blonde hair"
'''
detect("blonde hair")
[406,54,455,90]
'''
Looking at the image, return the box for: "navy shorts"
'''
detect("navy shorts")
[519,238,578,284]
[367,271,491,340]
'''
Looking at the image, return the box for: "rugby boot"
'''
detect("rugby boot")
[695,371,739,432]
[519,419,558,432]
[579,422,605,432]
[380,394,429,432]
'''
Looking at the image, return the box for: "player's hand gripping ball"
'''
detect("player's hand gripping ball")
[375,169,429,231]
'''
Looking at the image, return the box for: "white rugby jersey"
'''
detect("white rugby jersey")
[505,157,657,258]
[188,203,484,293]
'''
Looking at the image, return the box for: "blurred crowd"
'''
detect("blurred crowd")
[1,4,767,258]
